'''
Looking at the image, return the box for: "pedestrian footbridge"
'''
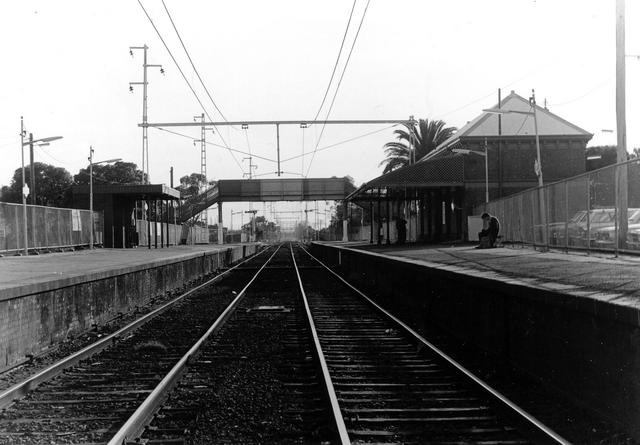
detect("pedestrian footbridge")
[178,177,356,223]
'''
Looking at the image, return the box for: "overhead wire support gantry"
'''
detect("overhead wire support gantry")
[140,119,412,177]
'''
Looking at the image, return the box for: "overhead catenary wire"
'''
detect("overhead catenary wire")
[136,0,245,174]
[154,126,277,163]
[161,0,233,126]
[310,0,358,123]
[283,124,397,163]
[514,105,534,136]
[305,0,371,177]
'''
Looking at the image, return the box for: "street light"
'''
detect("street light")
[483,89,547,249]
[88,146,121,249]
[452,138,489,203]
[22,134,63,205]
[18,117,63,255]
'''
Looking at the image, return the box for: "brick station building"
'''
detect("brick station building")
[347,91,593,242]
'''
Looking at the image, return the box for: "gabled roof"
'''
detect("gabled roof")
[421,91,592,162]
[347,155,463,200]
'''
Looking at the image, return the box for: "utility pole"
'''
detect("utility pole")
[170,166,174,188]
[243,156,258,179]
[276,123,281,176]
[20,117,28,255]
[194,113,214,227]
[29,133,35,205]
[129,44,163,184]
[616,0,628,251]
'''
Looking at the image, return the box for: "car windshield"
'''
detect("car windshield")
[628,209,640,223]
[590,211,615,223]
[570,211,586,223]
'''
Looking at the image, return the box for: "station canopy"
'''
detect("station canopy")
[346,156,464,203]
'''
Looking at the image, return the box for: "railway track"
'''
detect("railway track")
[291,245,569,445]
[129,243,338,444]
[0,242,570,444]
[0,246,274,445]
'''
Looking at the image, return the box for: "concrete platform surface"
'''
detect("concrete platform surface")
[333,242,640,322]
[0,244,255,299]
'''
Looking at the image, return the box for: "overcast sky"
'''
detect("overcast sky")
[1,1,639,225]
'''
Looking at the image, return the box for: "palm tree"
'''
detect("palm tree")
[379,119,456,174]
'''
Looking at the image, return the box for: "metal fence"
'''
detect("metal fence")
[475,158,640,253]
[0,202,103,253]
[135,220,210,246]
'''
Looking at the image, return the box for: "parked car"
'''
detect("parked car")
[593,208,640,249]
[548,208,619,247]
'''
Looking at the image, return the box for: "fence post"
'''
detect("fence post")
[530,193,535,247]
[586,175,591,255]
[14,205,20,251]
[564,181,569,252]
[545,187,550,251]
[44,209,48,247]
[614,164,619,257]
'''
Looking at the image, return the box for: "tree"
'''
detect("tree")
[74,161,145,185]
[628,147,640,159]
[1,162,73,207]
[176,173,206,200]
[380,119,456,174]
[585,145,617,171]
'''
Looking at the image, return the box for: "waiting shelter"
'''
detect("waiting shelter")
[72,184,180,248]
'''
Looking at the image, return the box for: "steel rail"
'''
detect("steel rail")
[298,244,570,445]
[289,244,351,445]
[108,244,283,445]
[0,246,269,410]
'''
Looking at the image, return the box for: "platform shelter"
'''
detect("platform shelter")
[72,184,180,248]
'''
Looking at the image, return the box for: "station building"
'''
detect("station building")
[346,91,593,242]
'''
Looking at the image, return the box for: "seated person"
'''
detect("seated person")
[477,212,500,248]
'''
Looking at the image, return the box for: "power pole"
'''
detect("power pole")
[129,44,163,184]
[243,156,258,179]
[616,0,628,250]
[29,133,35,205]
[194,113,213,226]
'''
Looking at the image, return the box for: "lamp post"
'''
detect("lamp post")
[88,146,121,249]
[23,134,63,205]
[20,117,27,255]
[483,89,547,248]
[452,138,489,203]
[18,119,63,255]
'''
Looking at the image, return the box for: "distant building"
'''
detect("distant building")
[347,91,593,242]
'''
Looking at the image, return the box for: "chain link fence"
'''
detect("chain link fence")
[0,202,103,254]
[475,158,640,253]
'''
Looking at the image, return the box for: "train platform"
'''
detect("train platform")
[334,241,640,320]
[0,244,258,300]
[312,241,640,438]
